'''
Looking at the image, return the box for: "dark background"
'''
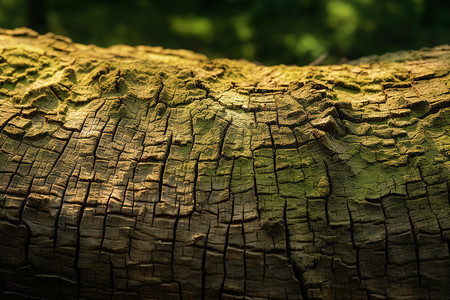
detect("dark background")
[1,0,449,65]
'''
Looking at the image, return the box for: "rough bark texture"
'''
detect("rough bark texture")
[0,28,449,300]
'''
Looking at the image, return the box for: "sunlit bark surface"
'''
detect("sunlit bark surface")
[0,28,449,299]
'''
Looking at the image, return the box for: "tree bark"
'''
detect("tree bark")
[0,28,449,300]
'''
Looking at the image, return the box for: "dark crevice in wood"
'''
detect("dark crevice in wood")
[170,201,180,280]
[283,198,309,300]
[407,213,422,286]
[201,223,211,300]
[380,198,389,277]
[323,160,331,226]
[74,180,92,299]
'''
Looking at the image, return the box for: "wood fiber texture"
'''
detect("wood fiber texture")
[0,28,449,299]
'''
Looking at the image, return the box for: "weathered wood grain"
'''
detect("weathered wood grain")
[0,28,449,299]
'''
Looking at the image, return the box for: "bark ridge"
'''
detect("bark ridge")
[0,28,449,299]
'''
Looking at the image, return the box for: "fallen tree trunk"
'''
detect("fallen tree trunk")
[0,28,449,300]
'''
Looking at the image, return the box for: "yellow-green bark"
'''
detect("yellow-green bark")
[0,28,449,299]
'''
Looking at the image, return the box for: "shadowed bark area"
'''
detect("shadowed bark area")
[0,28,449,300]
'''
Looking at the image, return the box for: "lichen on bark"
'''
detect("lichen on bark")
[0,28,449,299]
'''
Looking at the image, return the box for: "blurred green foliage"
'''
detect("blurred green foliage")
[1,0,449,65]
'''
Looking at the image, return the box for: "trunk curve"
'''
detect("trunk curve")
[0,28,449,300]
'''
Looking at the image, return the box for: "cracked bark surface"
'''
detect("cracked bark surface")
[0,28,449,300]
